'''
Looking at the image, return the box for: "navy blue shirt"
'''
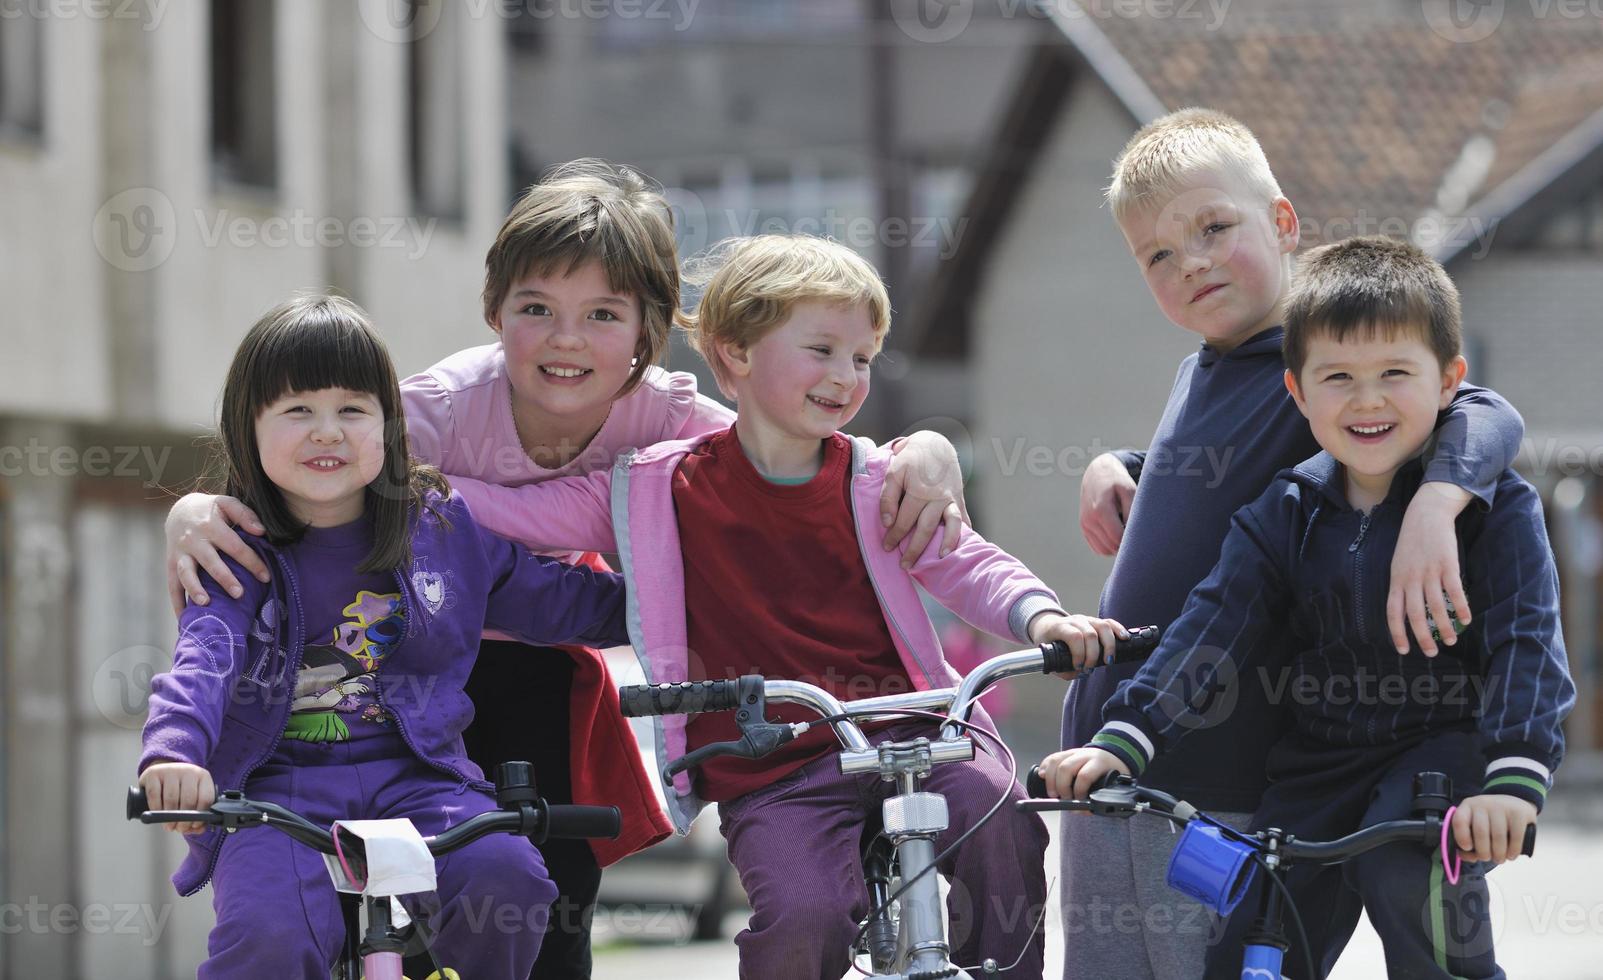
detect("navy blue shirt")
[1094,456,1573,811]
[1062,326,1525,811]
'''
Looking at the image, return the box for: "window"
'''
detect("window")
[210,0,277,189]
[408,0,464,220]
[0,11,44,137]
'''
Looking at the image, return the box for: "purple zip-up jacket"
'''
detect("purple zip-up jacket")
[138,490,629,895]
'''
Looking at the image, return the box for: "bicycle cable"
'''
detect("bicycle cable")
[1250,851,1319,980]
[838,708,1032,971]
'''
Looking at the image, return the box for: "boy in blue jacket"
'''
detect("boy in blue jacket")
[1044,236,1575,979]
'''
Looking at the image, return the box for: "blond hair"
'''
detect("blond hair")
[681,235,891,395]
[482,158,679,395]
[1106,108,1284,223]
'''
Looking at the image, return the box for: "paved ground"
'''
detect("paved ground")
[591,793,1603,979]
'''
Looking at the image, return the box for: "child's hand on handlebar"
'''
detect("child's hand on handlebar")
[1029,613,1129,679]
[140,762,217,835]
[1037,747,1130,801]
[1451,794,1538,864]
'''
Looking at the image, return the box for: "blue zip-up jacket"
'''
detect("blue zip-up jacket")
[1064,326,1526,811]
[138,490,630,895]
[1092,454,1574,810]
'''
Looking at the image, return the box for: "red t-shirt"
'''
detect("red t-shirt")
[673,428,912,802]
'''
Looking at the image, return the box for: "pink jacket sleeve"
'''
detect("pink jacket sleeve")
[449,469,620,554]
[400,373,453,470]
[657,370,735,443]
[904,524,1066,644]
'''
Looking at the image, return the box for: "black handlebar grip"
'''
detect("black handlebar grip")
[127,785,150,820]
[1040,625,1161,675]
[1024,765,1125,800]
[619,678,744,717]
[542,804,622,840]
[1026,766,1048,798]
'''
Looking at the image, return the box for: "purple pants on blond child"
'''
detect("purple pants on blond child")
[716,722,1049,980]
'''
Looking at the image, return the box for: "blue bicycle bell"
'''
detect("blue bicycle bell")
[1166,819,1257,916]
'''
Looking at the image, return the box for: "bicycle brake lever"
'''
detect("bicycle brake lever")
[663,724,798,778]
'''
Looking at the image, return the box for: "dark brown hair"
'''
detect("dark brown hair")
[215,293,448,572]
[1283,235,1461,380]
[482,159,681,395]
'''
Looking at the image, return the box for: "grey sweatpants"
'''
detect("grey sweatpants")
[1058,804,1251,980]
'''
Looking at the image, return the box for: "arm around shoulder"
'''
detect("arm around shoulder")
[1427,384,1525,508]
[450,469,619,553]
[1467,478,1575,811]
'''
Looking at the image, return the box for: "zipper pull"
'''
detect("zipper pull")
[1349,511,1372,553]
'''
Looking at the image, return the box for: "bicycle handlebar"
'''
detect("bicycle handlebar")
[126,786,622,855]
[1022,769,1536,861]
[618,626,1162,721]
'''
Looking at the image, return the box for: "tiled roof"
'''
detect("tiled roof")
[1076,0,1603,247]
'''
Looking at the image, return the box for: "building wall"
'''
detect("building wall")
[966,77,1192,756]
[971,78,1189,615]
[0,3,505,973]
[1453,251,1603,447]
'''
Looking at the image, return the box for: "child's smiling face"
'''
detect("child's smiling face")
[1117,165,1299,350]
[493,259,643,431]
[255,387,387,526]
[1287,329,1467,503]
[726,300,879,445]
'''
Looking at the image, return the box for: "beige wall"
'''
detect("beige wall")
[971,77,1190,618]
[1453,251,1603,451]
[0,3,505,974]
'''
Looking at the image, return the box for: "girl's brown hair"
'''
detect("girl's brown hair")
[215,293,448,572]
[482,159,681,395]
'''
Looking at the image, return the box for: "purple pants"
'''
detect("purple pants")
[200,738,556,979]
[717,723,1049,980]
